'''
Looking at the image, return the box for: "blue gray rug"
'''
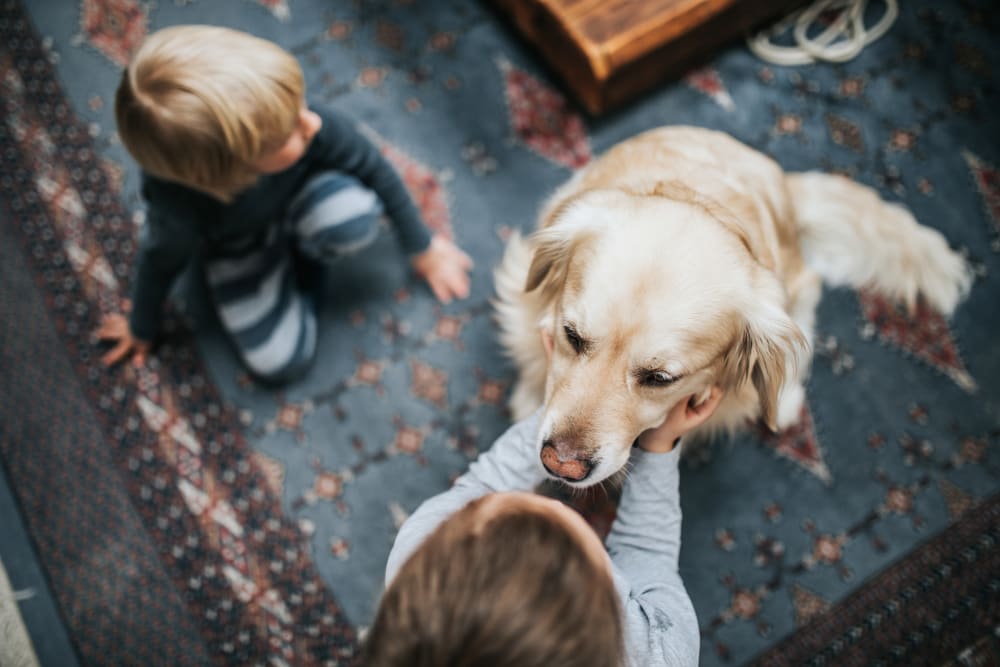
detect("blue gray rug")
[1,0,998,664]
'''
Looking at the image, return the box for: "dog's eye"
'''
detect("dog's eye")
[563,325,586,354]
[639,370,676,387]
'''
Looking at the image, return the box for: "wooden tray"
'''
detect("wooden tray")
[490,0,808,116]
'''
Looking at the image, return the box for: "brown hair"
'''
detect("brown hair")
[114,25,304,201]
[364,496,624,667]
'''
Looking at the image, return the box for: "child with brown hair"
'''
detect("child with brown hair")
[97,25,472,383]
[366,388,722,666]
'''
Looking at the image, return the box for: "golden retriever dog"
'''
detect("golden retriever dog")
[494,126,971,487]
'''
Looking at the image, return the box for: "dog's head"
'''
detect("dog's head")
[527,187,808,486]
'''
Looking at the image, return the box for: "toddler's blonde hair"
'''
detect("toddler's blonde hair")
[115,25,304,201]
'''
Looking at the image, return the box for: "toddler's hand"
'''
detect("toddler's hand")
[96,311,151,367]
[410,235,473,304]
[636,386,724,453]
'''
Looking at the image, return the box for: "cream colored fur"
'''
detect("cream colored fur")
[493,126,971,487]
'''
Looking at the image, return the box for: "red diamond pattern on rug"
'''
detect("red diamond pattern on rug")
[963,150,1000,236]
[759,404,831,484]
[79,0,148,66]
[380,141,453,240]
[857,288,976,393]
[685,66,735,111]
[497,57,591,170]
[253,0,291,21]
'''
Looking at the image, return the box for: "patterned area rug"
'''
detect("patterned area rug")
[1,0,998,664]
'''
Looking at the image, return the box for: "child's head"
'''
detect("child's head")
[365,492,624,667]
[115,25,305,201]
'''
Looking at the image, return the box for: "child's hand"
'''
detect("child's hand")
[96,312,151,367]
[636,386,724,453]
[410,235,473,304]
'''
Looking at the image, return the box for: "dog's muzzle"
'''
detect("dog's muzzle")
[540,438,593,482]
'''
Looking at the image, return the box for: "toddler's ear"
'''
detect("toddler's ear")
[694,386,713,407]
[688,385,718,410]
[687,385,724,424]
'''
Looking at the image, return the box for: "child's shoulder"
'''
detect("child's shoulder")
[297,105,378,168]
[140,172,219,220]
[311,103,348,126]
[309,104,367,145]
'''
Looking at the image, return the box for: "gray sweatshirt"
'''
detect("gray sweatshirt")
[384,411,700,666]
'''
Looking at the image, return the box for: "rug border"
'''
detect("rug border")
[750,491,1000,665]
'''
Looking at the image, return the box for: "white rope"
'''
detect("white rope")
[747,0,899,66]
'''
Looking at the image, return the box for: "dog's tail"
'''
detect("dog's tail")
[787,172,971,317]
[493,231,548,419]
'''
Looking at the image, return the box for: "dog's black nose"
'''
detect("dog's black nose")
[540,439,593,482]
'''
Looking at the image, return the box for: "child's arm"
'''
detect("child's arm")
[605,388,722,667]
[384,410,546,583]
[309,108,472,301]
[98,185,205,366]
[309,108,429,254]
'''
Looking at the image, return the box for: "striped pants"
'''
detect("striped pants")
[204,172,383,383]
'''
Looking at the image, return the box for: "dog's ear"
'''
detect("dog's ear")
[525,221,598,296]
[525,190,610,295]
[722,291,809,431]
[525,226,569,293]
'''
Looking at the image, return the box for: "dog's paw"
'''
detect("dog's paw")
[775,382,805,430]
